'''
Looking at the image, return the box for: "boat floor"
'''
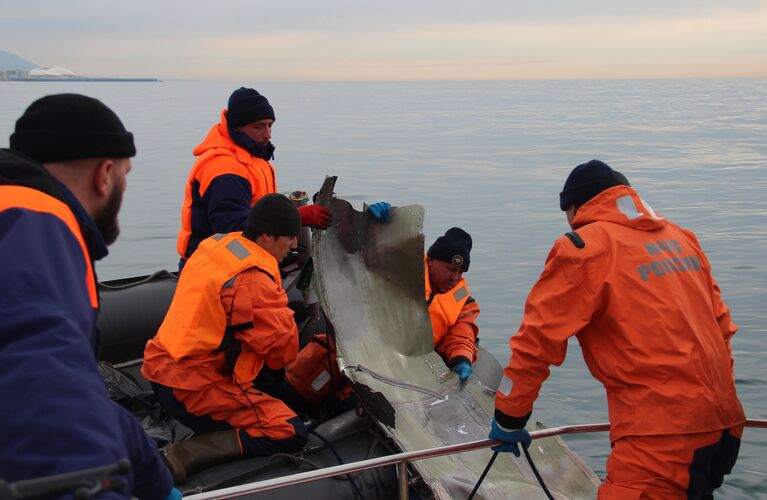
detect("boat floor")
[179,410,399,499]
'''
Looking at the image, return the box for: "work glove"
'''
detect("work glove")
[450,361,472,382]
[298,204,332,229]
[367,201,392,224]
[165,487,183,500]
[489,418,532,457]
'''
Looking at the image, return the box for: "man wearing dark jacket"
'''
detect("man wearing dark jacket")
[0,94,176,499]
[176,87,331,269]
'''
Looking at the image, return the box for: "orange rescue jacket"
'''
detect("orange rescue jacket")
[285,334,347,406]
[176,110,277,259]
[495,185,745,441]
[143,232,297,390]
[425,255,480,365]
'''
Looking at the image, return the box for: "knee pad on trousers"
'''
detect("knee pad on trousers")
[239,416,308,456]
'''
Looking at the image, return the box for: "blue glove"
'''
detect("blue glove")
[165,487,183,500]
[451,361,472,382]
[367,201,392,224]
[489,418,532,457]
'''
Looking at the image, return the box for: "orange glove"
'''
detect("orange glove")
[298,204,332,229]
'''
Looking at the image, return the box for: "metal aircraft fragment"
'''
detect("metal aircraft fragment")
[312,178,599,499]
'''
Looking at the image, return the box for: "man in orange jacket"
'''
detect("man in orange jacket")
[425,227,481,381]
[490,160,745,499]
[176,87,331,269]
[144,193,308,484]
[285,219,481,408]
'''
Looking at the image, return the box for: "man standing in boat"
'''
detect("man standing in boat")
[143,193,309,484]
[489,160,745,498]
[176,87,332,269]
[0,94,177,499]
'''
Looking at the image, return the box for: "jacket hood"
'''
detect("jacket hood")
[193,110,241,157]
[571,184,668,232]
[0,148,108,261]
[0,148,66,201]
[193,110,275,161]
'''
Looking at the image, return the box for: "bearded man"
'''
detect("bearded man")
[0,94,176,499]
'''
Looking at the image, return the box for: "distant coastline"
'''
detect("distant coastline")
[0,64,159,82]
[1,77,160,82]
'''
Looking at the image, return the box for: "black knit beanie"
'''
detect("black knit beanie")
[10,94,136,163]
[559,159,630,211]
[226,87,275,127]
[245,193,301,239]
[427,227,472,272]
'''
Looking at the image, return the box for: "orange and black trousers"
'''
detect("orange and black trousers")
[152,374,308,457]
[598,425,743,499]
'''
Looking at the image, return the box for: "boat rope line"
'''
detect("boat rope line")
[522,446,555,500]
[467,447,555,500]
[342,364,446,400]
[306,428,366,500]
[96,269,176,290]
[467,450,499,500]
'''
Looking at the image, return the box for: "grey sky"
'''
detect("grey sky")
[3,1,766,80]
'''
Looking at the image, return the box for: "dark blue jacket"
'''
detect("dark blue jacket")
[186,173,252,260]
[0,149,172,499]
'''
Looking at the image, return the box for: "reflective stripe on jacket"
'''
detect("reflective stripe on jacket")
[144,232,296,390]
[424,255,480,365]
[176,110,277,259]
[0,185,97,307]
[495,185,745,441]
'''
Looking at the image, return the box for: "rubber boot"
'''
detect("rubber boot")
[161,430,242,485]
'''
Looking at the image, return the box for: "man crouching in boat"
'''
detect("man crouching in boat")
[0,94,177,499]
[490,160,745,498]
[366,204,481,381]
[143,193,308,484]
[424,227,481,381]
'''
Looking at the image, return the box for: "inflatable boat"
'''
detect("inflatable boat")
[97,270,404,499]
[97,272,599,499]
[90,182,602,499]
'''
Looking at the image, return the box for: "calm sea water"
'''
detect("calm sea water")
[2,78,766,497]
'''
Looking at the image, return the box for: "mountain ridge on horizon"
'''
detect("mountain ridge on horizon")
[0,51,38,71]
